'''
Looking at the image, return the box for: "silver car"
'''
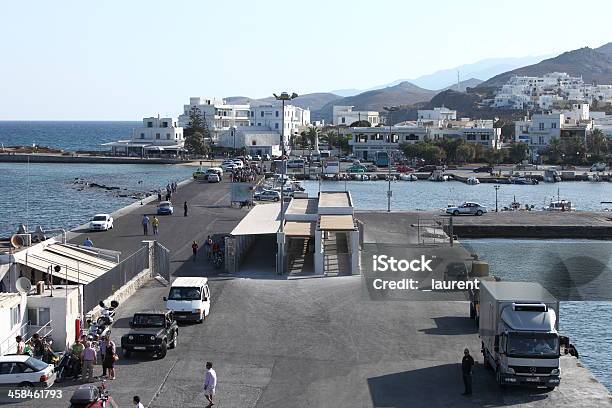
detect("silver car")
[446,202,487,216]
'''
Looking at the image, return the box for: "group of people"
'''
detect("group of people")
[141,214,161,235]
[229,167,257,183]
[157,181,179,202]
[14,333,51,361]
[191,235,223,262]
[70,334,118,382]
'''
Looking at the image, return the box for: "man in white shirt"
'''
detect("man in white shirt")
[203,361,217,407]
[133,395,144,408]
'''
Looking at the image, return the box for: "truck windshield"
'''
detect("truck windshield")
[168,287,201,301]
[507,333,559,357]
[133,314,165,327]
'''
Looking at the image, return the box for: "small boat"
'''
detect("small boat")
[429,170,448,182]
[543,199,574,212]
[466,177,480,185]
[362,174,370,181]
[587,173,601,182]
[543,169,561,183]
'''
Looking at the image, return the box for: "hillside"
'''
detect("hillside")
[440,78,484,92]
[316,81,436,122]
[224,92,341,111]
[478,46,612,89]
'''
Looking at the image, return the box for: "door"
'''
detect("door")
[0,362,25,386]
[363,151,368,161]
[203,285,211,316]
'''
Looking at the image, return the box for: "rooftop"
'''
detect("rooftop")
[0,292,22,308]
[318,192,351,208]
[286,198,319,216]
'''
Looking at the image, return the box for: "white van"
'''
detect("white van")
[164,277,211,323]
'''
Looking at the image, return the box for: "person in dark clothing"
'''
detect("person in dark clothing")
[184,201,188,217]
[192,241,198,262]
[461,348,474,395]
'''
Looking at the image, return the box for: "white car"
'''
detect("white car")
[232,160,244,168]
[254,190,281,202]
[446,202,488,216]
[0,355,56,388]
[208,174,220,183]
[89,214,113,231]
[221,162,238,171]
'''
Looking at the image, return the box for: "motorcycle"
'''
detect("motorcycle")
[69,382,114,408]
[55,351,81,383]
[213,251,224,269]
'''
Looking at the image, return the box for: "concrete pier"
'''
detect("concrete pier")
[12,180,611,407]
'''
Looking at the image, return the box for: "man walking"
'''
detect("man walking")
[83,237,93,247]
[461,348,474,395]
[184,201,188,217]
[133,396,144,408]
[81,341,96,383]
[152,216,160,235]
[205,236,213,259]
[142,214,150,236]
[203,361,217,407]
[192,241,199,262]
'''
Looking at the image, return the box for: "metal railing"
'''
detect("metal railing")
[0,321,30,356]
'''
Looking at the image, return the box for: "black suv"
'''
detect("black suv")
[121,311,178,359]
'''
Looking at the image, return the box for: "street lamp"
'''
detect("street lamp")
[273,91,298,275]
[383,106,399,212]
[494,185,500,212]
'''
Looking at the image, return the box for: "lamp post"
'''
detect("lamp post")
[383,106,399,212]
[494,185,500,212]
[273,92,298,275]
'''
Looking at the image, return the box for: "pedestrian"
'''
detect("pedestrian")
[461,348,474,395]
[83,237,93,247]
[203,361,217,408]
[142,214,150,236]
[166,191,171,201]
[81,341,96,383]
[184,201,188,217]
[192,241,199,262]
[102,336,117,380]
[152,216,160,235]
[157,191,162,202]
[31,333,44,359]
[205,236,213,259]
[15,335,25,355]
[133,396,144,408]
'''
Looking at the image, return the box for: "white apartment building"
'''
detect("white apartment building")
[332,106,380,126]
[216,127,282,157]
[104,116,184,156]
[592,111,612,139]
[493,72,612,109]
[417,107,457,127]
[249,104,310,146]
[178,97,251,140]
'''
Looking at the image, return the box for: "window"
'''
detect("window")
[155,133,160,139]
[257,123,261,126]
[341,117,345,124]
[275,123,279,129]
[480,135,489,140]
[275,111,279,117]
[260,111,264,117]
[10,305,20,328]
[539,123,545,131]
[407,134,419,141]
[166,133,171,140]
[162,122,168,128]
[250,111,254,117]
[551,122,557,129]
[27,307,50,326]
[147,122,153,128]
[140,133,145,139]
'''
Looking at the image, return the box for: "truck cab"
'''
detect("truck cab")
[479,281,561,389]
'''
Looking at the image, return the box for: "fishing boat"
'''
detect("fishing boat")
[399,173,417,181]
[466,177,480,185]
[429,170,449,182]
[509,176,538,185]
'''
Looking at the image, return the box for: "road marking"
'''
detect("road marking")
[146,358,179,408]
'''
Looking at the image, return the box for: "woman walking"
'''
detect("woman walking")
[102,336,117,380]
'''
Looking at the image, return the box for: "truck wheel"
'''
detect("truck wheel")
[157,343,167,359]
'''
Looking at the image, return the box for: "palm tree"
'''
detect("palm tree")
[587,129,607,156]
[548,137,562,163]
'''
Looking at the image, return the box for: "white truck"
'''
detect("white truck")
[478,281,561,389]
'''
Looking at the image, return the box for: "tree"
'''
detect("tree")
[508,142,528,163]
[184,131,209,156]
[562,136,587,164]
[456,143,475,164]
[349,120,371,127]
[587,128,607,157]
[546,137,562,164]
[186,106,204,135]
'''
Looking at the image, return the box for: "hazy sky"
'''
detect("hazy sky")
[0,0,610,120]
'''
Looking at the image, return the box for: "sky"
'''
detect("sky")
[0,0,610,120]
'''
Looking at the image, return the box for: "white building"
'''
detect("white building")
[249,104,310,142]
[417,107,457,127]
[178,97,251,140]
[493,72,612,110]
[332,106,380,126]
[347,125,428,160]
[592,111,612,139]
[216,127,282,157]
[104,116,184,156]
[0,292,27,355]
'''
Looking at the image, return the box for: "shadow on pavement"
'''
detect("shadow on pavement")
[367,363,549,407]
[418,316,478,335]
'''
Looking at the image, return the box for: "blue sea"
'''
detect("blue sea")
[0,121,138,151]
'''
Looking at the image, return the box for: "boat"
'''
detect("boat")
[466,177,480,185]
[543,199,574,212]
[509,176,539,185]
[543,169,561,183]
[399,174,417,181]
[429,170,449,182]
[362,174,370,181]
[587,173,601,182]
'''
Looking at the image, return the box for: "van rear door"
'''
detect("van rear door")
[203,285,211,316]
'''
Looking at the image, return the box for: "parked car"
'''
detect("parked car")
[205,167,223,179]
[207,174,220,183]
[221,162,238,171]
[417,165,438,172]
[446,202,488,216]
[396,165,414,173]
[254,190,281,202]
[89,214,113,231]
[365,164,378,172]
[591,162,607,172]
[0,355,56,388]
[347,165,367,173]
[263,154,271,161]
[340,156,353,162]
[121,311,178,359]
[473,166,493,173]
[252,155,262,161]
[287,159,305,168]
[157,201,174,215]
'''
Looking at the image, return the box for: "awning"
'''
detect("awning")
[230,203,280,235]
[284,221,315,237]
[15,244,117,284]
[319,215,356,231]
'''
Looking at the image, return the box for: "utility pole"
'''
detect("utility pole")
[383,106,399,212]
[494,185,500,212]
[273,92,298,275]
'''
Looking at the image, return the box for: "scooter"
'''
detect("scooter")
[56,351,81,383]
[69,382,114,408]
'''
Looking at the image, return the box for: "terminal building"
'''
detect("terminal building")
[103,116,185,156]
